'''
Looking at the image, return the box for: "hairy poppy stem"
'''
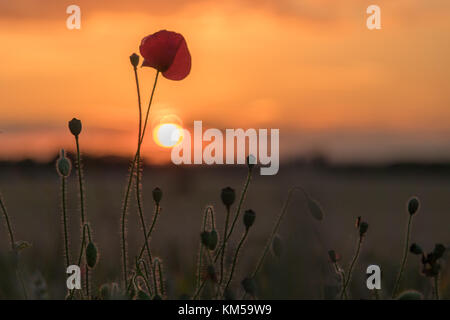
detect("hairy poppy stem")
[219,206,231,287]
[434,275,440,300]
[133,65,153,270]
[121,70,159,290]
[223,229,249,297]
[137,204,160,262]
[392,214,413,298]
[61,176,70,268]
[0,193,15,251]
[215,168,253,262]
[340,238,362,299]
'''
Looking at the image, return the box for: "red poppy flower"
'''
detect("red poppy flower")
[139,30,191,81]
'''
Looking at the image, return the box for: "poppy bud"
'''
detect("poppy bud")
[68,118,82,136]
[86,242,98,268]
[306,197,324,221]
[410,243,423,255]
[272,235,283,258]
[208,229,218,251]
[396,290,424,300]
[246,155,256,170]
[137,290,150,300]
[241,277,256,297]
[328,250,338,263]
[152,187,163,205]
[200,231,210,248]
[129,53,140,68]
[56,149,72,177]
[243,209,256,230]
[221,187,235,209]
[433,244,446,260]
[359,222,369,237]
[407,197,420,215]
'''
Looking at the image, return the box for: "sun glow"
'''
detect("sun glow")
[153,123,184,148]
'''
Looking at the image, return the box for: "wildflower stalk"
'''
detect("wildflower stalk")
[61,176,70,268]
[340,237,363,299]
[333,263,347,299]
[392,214,414,298]
[133,63,153,267]
[0,193,15,250]
[137,203,161,262]
[196,206,214,291]
[219,206,231,287]
[0,193,28,299]
[121,70,159,289]
[215,168,253,262]
[434,275,440,300]
[223,229,249,297]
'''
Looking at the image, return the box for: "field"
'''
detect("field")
[1,159,449,299]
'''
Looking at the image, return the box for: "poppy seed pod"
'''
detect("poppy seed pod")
[243,209,256,230]
[410,243,423,255]
[208,229,218,251]
[328,250,338,263]
[433,244,446,260]
[152,187,163,205]
[407,197,420,215]
[221,187,235,209]
[241,277,256,297]
[129,53,140,68]
[68,118,82,136]
[359,222,369,237]
[56,149,72,177]
[86,242,98,268]
[200,231,210,248]
[396,290,424,300]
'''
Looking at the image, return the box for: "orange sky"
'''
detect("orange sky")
[1,0,450,164]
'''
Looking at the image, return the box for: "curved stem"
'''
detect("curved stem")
[137,204,160,261]
[223,229,249,297]
[0,193,15,250]
[340,238,362,299]
[334,263,347,299]
[392,215,413,298]
[133,66,152,268]
[214,168,253,262]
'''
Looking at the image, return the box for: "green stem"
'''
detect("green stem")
[392,215,413,298]
[334,263,347,299]
[133,66,153,268]
[340,238,362,299]
[121,71,159,290]
[0,193,15,250]
[214,168,253,262]
[61,177,70,268]
[223,229,249,297]
[434,275,440,300]
[137,204,160,262]
[219,206,231,286]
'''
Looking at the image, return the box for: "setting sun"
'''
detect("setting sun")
[153,123,184,148]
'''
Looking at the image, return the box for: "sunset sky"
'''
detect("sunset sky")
[1,0,450,164]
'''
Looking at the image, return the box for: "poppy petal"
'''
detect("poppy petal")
[162,37,191,80]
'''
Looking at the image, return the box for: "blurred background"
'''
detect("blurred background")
[0,0,449,299]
